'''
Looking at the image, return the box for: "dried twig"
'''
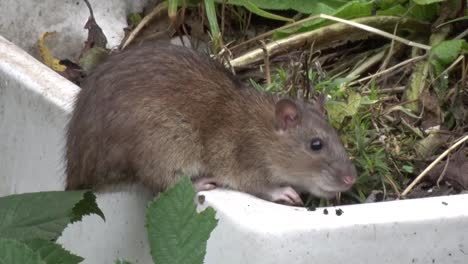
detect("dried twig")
[401,135,468,197]
[346,48,387,80]
[121,1,168,49]
[260,41,271,85]
[230,15,430,68]
[349,55,426,86]
[436,158,450,187]
[362,86,406,95]
[432,54,465,83]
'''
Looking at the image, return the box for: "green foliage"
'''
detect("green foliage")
[325,91,363,128]
[0,191,103,264]
[347,115,393,201]
[412,0,444,5]
[249,67,289,94]
[277,1,374,36]
[0,191,103,241]
[376,4,406,16]
[238,0,293,22]
[408,0,440,21]
[0,239,46,264]
[224,0,348,14]
[127,13,142,26]
[430,39,468,67]
[146,176,218,264]
[204,0,223,52]
[376,0,441,21]
[23,239,83,264]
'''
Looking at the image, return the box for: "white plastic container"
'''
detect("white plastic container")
[1,1,467,263]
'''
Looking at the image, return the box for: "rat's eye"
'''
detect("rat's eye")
[310,138,323,151]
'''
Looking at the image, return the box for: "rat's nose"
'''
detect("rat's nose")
[343,175,356,186]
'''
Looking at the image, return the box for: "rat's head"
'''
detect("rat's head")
[268,97,357,199]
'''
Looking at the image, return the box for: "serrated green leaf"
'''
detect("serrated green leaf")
[0,238,46,264]
[146,176,218,264]
[71,191,105,223]
[0,191,103,241]
[430,40,468,67]
[23,239,83,264]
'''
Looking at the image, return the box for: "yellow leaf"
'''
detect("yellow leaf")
[38,32,66,72]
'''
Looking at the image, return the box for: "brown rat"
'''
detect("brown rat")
[65,42,357,206]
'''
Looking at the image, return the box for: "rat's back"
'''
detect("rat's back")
[65,43,241,191]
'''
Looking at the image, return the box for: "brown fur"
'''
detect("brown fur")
[65,42,357,202]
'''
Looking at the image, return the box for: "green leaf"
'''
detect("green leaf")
[78,47,109,74]
[404,61,429,112]
[204,0,222,51]
[408,0,439,21]
[71,191,105,223]
[0,191,104,241]
[326,91,362,127]
[168,0,181,20]
[0,238,46,264]
[376,4,406,16]
[276,1,373,37]
[240,0,294,22]
[127,13,142,26]
[146,176,218,264]
[23,239,83,264]
[402,165,414,173]
[375,0,405,10]
[412,0,443,5]
[430,40,468,67]
[223,0,347,14]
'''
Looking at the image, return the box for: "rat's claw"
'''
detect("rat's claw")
[269,186,303,206]
[192,177,217,192]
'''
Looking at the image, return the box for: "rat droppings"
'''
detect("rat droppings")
[197,195,205,204]
[335,208,344,216]
[442,201,448,206]
[323,209,328,215]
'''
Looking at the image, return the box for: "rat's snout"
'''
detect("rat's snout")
[342,175,356,186]
[339,162,358,188]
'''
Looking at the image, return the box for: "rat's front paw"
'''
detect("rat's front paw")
[268,186,303,206]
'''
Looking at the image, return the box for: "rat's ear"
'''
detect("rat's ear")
[275,99,301,131]
[313,93,327,117]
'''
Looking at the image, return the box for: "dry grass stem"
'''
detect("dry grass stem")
[349,55,426,86]
[121,1,168,49]
[362,86,406,95]
[401,135,468,197]
[230,15,430,68]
